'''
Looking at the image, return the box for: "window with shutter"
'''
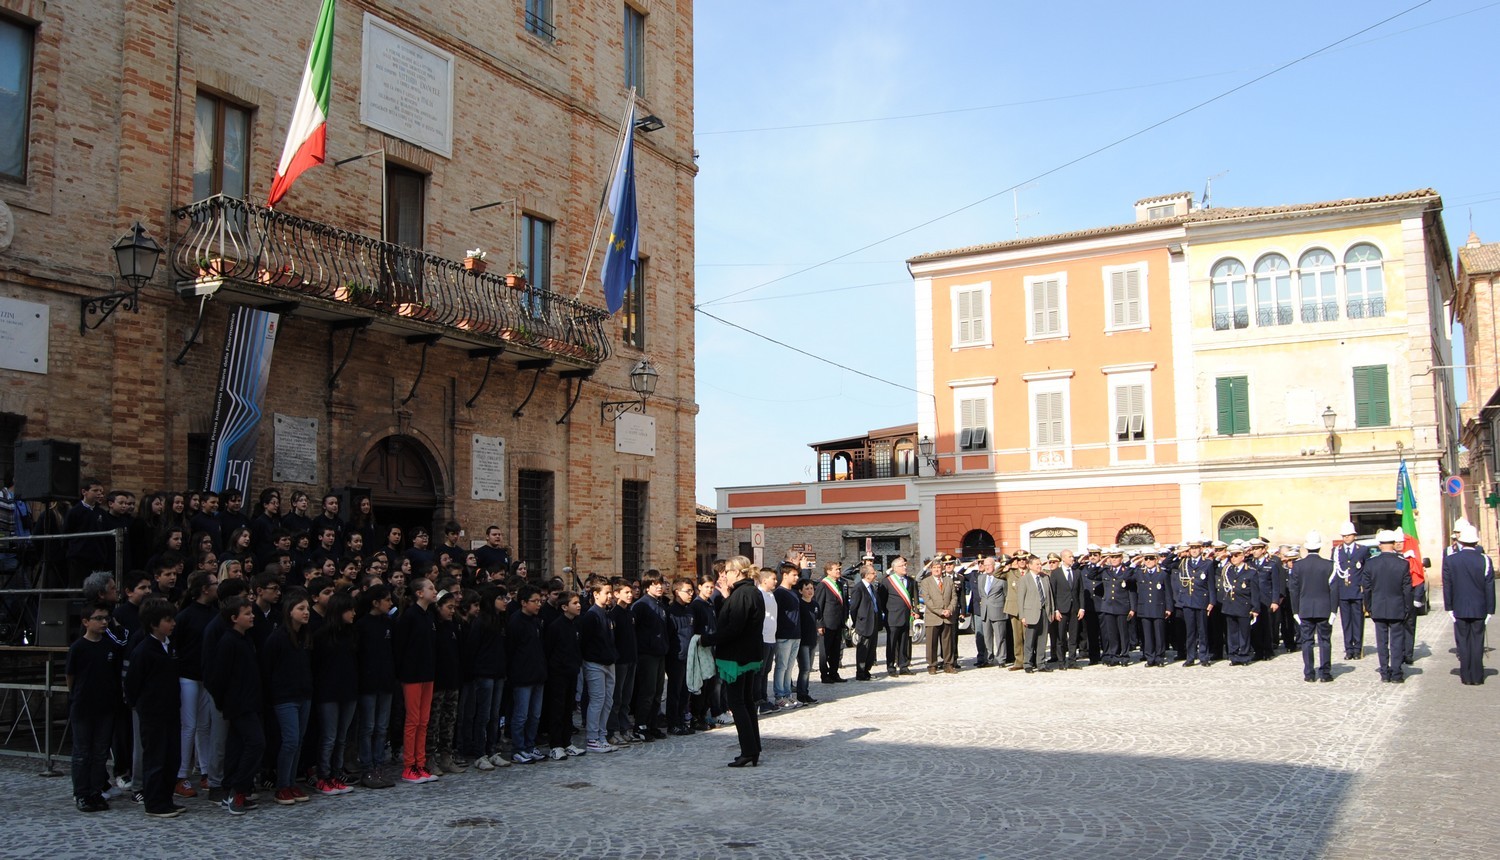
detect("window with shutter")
[1035,391,1063,447]
[1106,265,1147,330]
[955,288,988,345]
[1353,365,1390,427]
[1026,275,1065,338]
[1114,383,1146,441]
[1215,376,1249,435]
[958,396,989,449]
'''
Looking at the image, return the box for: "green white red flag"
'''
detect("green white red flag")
[268,0,335,208]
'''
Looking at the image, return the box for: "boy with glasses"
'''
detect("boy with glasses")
[68,605,120,812]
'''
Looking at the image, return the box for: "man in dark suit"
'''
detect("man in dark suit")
[1363,530,1414,683]
[1050,550,1084,669]
[813,561,848,683]
[1444,525,1496,685]
[878,556,917,676]
[964,560,992,667]
[1289,532,1338,682]
[1017,555,1054,672]
[1331,522,1370,659]
[847,564,883,680]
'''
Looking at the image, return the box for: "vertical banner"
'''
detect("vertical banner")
[205,307,280,496]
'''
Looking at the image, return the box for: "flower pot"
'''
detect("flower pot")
[397,302,438,322]
[455,318,495,334]
[463,258,488,274]
[197,258,233,279]
[504,273,528,290]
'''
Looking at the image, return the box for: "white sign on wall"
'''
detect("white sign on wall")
[360,13,455,157]
[472,434,506,501]
[615,412,657,457]
[272,414,319,484]
[0,296,48,374]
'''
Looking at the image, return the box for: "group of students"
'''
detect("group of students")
[63,536,805,817]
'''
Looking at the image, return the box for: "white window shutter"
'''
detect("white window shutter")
[1045,279,1060,334]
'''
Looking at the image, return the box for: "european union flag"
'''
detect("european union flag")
[601,113,638,315]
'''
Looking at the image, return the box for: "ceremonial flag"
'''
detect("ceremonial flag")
[1397,456,1421,562]
[268,0,335,207]
[600,106,638,314]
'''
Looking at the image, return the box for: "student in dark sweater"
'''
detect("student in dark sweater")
[665,578,698,735]
[67,603,120,812]
[262,587,313,805]
[123,599,183,818]
[541,591,583,759]
[796,579,820,705]
[353,584,397,788]
[211,597,265,815]
[607,580,639,745]
[311,591,360,795]
[429,591,464,774]
[506,585,548,763]
[578,582,619,754]
[631,574,669,740]
[460,585,509,770]
[172,570,218,800]
[394,578,439,784]
[690,576,724,730]
[110,571,153,785]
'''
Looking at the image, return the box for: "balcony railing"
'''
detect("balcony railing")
[1346,297,1387,320]
[1300,301,1339,323]
[168,195,611,365]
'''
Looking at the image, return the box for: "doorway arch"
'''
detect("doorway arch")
[357,434,445,540]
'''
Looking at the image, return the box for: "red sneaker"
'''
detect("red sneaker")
[273,787,298,806]
[290,785,310,802]
[316,779,339,796]
[174,778,197,799]
[400,766,425,784]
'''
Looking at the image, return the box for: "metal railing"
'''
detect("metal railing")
[1300,301,1340,323]
[1255,306,1294,327]
[1212,309,1250,331]
[1346,297,1387,320]
[169,195,612,363]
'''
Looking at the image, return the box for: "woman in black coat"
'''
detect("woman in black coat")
[715,556,766,767]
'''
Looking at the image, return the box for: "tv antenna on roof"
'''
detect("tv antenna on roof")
[1013,181,1039,238]
[1202,170,1228,210]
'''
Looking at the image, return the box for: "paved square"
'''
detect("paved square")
[1,611,1492,859]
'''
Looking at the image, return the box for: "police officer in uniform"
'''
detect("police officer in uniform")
[1218,542,1261,666]
[1169,538,1217,667]
[1443,525,1496,685]
[1133,547,1173,666]
[1090,547,1134,666]
[1332,521,1370,659]
[1363,530,1413,683]
[1288,532,1337,682]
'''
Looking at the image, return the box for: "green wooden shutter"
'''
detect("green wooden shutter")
[1216,377,1233,435]
[1232,378,1249,434]
[1216,376,1248,435]
[1354,365,1389,427]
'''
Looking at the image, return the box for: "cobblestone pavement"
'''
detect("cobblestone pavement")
[2,610,1493,859]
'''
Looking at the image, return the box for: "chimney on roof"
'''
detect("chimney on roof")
[1134,192,1194,223]
[1469,232,1483,247]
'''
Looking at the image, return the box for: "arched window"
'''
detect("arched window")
[893,439,917,476]
[1117,524,1155,546]
[1344,243,1385,319]
[1217,510,1259,544]
[1298,248,1337,322]
[831,452,853,481]
[1253,254,1292,326]
[961,529,996,559]
[1211,259,1249,331]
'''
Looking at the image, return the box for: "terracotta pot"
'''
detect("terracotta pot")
[464,258,488,274]
[505,273,528,289]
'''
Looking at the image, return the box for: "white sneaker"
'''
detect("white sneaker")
[474,756,494,771]
[489,753,512,768]
[564,744,587,757]
[586,740,616,753]
[715,713,734,726]
[548,747,566,761]
[780,697,800,710]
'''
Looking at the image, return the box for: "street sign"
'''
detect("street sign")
[750,523,764,567]
[1445,476,1464,497]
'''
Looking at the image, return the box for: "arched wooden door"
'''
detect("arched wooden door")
[357,435,443,538]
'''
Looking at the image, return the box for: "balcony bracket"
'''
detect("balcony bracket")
[512,358,554,418]
[327,318,373,389]
[556,369,594,425]
[400,334,443,406]
[171,295,212,366]
[464,347,507,409]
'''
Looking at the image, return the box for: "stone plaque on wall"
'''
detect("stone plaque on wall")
[472,434,506,501]
[360,13,455,157]
[272,414,318,484]
[615,412,656,457]
[0,296,47,374]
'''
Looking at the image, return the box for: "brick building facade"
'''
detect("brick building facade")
[0,0,697,580]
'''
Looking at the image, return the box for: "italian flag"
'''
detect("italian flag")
[268,0,335,208]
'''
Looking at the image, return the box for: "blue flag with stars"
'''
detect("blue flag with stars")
[601,110,638,315]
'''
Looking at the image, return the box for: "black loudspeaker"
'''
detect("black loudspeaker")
[37,598,86,647]
[14,439,82,501]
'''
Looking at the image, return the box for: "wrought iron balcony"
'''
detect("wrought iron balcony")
[167,195,611,366]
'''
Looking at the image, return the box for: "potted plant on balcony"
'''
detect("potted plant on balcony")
[196,255,234,279]
[334,280,375,305]
[397,301,439,322]
[504,264,529,290]
[463,248,488,274]
[499,318,534,344]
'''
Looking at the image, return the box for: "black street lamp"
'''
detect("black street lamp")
[81,221,163,334]
[601,358,659,423]
[1322,405,1337,454]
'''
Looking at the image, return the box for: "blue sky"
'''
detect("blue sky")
[690,0,1500,506]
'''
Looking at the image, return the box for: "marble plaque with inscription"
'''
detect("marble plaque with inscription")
[360,13,455,157]
[614,412,656,457]
[0,296,48,374]
[272,414,318,484]
[472,434,506,501]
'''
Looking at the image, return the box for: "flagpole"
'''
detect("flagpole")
[574,90,637,302]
